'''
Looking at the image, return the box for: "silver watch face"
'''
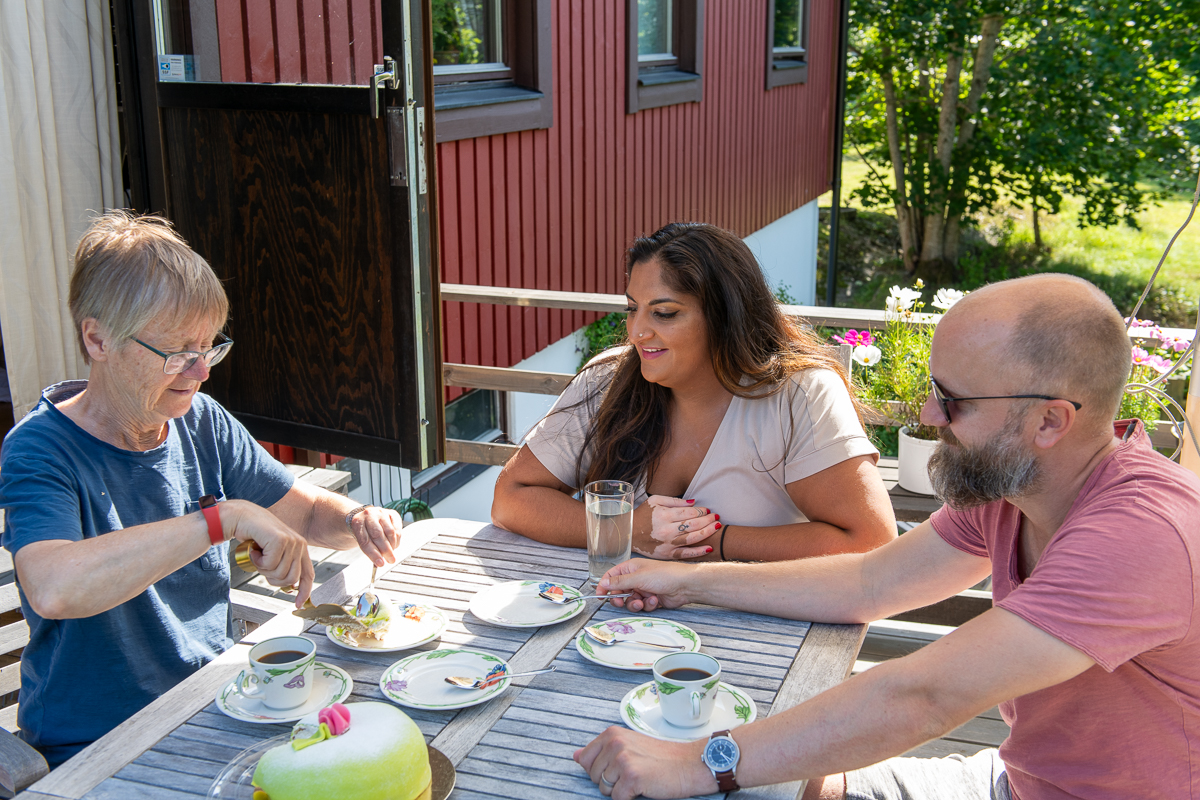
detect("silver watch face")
[704,736,740,772]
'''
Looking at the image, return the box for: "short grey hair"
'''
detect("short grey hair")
[68,210,229,362]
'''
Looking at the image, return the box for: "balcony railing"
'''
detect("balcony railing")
[440,284,1185,465]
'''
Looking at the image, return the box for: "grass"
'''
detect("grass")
[831,155,1200,328]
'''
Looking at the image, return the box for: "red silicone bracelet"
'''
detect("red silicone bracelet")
[199,494,223,546]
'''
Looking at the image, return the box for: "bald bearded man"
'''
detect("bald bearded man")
[574,274,1200,800]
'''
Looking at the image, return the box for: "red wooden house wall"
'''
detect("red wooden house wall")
[439,0,839,397]
[207,0,839,402]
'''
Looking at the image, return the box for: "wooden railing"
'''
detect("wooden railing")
[440,284,1187,464]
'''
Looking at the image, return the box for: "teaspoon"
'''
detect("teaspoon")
[444,666,557,690]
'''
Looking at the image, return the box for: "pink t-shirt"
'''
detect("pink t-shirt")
[931,421,1200,799]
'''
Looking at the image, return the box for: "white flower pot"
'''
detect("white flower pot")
[897,426,938,496]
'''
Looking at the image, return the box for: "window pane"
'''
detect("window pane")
[638,0,673,60]
[774,0,803,50]
[445,390,499,441]
[432,0,503,67]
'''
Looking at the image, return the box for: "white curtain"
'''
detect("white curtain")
[0,1,122,418]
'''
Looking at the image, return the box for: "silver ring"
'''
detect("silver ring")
[601,773,617,789]
[677,522,688,533]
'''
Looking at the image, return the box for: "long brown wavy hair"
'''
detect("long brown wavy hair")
[572,222,860,490]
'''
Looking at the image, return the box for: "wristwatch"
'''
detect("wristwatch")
[702,729,741,792]
[198,494,223,546]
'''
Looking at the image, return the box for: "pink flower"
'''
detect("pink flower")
[1148,355,1173,374]
[1131,347,1152,366]
[1167,337,1192,353]
[839,330,874,348]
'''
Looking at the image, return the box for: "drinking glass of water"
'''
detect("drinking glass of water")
[584,480,634,585]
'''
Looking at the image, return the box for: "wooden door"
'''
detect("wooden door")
[113,0,443,470]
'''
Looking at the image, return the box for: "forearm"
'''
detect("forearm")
[492,483,586,547]
[16,514,212,619]
[731,658,975,788]
[678,554,876,622]
[300,489,362,550]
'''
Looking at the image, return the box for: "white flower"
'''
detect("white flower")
[931,288,966,310]
[852,344,881,367]
[888,285,922,310]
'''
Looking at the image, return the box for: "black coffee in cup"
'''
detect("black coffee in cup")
[662,667,712,681]
[257,650,309,665]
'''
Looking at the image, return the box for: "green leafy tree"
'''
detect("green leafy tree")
[847,0,1199,281]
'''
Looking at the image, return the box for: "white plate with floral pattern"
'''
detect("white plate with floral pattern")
[380,648,513,710]
[468,580,587,628]
[325,599,448,653]
[574,617,701,670]
[214,662,353,724]
[619,681,757,742]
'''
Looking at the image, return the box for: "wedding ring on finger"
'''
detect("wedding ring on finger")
[600,773,617,789]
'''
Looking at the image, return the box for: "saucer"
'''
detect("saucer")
[215,662,353,724]
[619,681,758,742]
[326,600,448,653]
[575,617,701,670]
[380,648,512,710]
[207,737,456,800]
[468,580,587,628]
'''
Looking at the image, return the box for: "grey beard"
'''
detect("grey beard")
[928,419,1042,509]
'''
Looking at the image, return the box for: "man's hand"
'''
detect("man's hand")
[347,506,403,566]
[223,500,316,607]
[597,559,695,612]
[574,727,714,799]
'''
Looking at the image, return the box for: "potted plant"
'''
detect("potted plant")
[1122,318,1194,438]
[836,281,965,495]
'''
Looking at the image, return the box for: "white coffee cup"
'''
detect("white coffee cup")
[653,652,721,728]
[232,636,316,710]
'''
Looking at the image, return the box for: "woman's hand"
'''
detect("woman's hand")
[632,495,721,560]
[347,506,403,567]
[223,500,316,606]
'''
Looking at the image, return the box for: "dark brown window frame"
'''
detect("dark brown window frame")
[433,0,553,143]
[765,0,809,90]
[626,0,705,114]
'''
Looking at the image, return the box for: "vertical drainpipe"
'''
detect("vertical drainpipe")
[826,0,851,307]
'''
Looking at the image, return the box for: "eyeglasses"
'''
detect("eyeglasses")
[929,377,1081,423]
[133,332,234,375]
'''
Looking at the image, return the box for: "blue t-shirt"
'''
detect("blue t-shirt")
[0,381,295,767]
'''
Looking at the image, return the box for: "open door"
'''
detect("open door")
[113,0,443,470]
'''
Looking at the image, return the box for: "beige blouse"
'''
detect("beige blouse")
[524,356,878,527]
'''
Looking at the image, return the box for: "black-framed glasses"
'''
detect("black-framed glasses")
[133,332,234,375]
[929,377,1081,423]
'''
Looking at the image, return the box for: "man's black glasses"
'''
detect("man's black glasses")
[929,378,1081,423]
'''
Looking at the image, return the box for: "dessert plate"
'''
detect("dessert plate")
[207,735,456,800]
[468,580,587,628]
[325,599,448,653]
[380,648,513,710]
[575,617,701,670]
[619,681,757,742]
[215,662,353,725]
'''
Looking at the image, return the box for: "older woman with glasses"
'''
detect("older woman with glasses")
[0,211,403,768]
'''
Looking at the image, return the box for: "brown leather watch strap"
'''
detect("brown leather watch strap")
[710,729,740,792]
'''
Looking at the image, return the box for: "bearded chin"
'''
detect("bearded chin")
[928,425,1042,509]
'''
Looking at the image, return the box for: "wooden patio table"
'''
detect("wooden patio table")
[16,519,864,800]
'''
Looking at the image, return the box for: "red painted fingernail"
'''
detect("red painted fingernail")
[706,547,713,554]
[715,522,722,530]
[714,514,720,521]
[686,499,695,504]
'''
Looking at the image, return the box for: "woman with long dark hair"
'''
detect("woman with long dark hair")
[491,223,896,561]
